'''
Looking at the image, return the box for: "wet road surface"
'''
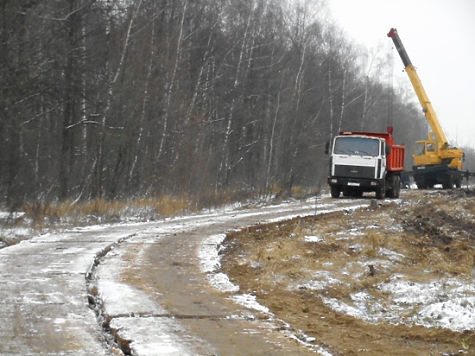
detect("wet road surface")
[0,197,368,355]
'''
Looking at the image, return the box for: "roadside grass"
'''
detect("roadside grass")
[221,191,475,354]
[0,184,317,247]
[19,192,223,228]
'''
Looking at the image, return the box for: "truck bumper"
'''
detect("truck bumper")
[328,176,383,191]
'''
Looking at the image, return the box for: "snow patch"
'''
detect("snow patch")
[0,211,25,219]
[378,247,405,261]
[229,294,271,314]
[320,274,475,331]
[206,272,239,293]
[303,235,324,243]
[297,271,341,291]
[198,234,226,273]
[198,234,240,293]
[110,317,204,356]
[98,280,166,316]
[265,204,368,223]
[379,276,475,331]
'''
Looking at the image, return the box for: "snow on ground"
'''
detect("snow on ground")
[94,223,216,356]
[97,247,167,317]
[0,211,25,219]
[319,276,475,331]
[303,235,324,243]
[291,242,475,332]
[199,233,240,293]
[380,276,475,331]
[229,294,271,314]
[0,210,32,247]
[3,191,472,355]
[265,203,367,223]
[109,316,208,356]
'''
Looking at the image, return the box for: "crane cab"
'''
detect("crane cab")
[413,133,441,167]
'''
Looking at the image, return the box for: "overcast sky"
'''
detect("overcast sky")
[328,0,475,149]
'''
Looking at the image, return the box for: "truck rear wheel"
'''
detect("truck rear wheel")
[393,176,401,198]
[330,186,340,198]
[442,176,453,189]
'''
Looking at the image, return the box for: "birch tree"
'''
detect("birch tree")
[156,0,187,163]
[129,2,157,186]
[218,0,254,186]
[94,0,142,197]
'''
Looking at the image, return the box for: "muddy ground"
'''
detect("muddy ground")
[221,190,474,355]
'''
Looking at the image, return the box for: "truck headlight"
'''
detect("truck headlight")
[331,178,338,183]
[370,181,377,186]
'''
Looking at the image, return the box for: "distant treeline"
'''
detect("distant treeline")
[0,0,427,206]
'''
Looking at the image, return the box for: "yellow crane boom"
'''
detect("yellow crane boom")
[387,28,463,188]
[387,28,448,149]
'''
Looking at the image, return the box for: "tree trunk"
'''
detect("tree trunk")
[337,70,346,133]
[219,0,253,186]
[95,0,142,197]
[157,0,187,163]
[328,62,334,141]
[266,90,280,192]
[129,4,156,186]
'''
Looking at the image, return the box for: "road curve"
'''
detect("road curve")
[0,197,369,355]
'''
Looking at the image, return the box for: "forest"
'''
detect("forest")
[1,0,429,207]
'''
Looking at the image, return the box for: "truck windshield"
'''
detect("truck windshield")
[333,137,380,156]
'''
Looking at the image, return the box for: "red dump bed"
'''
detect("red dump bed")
[387,144,404,172]
[340,126,404,172]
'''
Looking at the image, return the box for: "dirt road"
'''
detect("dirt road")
[95,197,365,355]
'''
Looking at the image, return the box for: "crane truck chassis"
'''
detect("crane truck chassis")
[327,127,404,199]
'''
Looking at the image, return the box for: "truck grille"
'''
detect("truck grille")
[334,165,375,179]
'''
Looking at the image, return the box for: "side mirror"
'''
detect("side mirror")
[385,144,390,156]
[324,141,330,155]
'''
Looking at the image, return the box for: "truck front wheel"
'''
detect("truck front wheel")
[330,186,341,198]
[387,175,401,199]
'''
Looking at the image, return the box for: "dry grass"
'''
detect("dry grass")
[221,191,475,355]
[4,187,268,236]
[16,183,319,231]
[364,229,385,257]
[267,183,320,200]
[268,183,281,196]
[19,195,192,229]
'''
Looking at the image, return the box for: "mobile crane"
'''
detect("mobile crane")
[387,28,463,189]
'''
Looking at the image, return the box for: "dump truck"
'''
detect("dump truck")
[327,127,405,199]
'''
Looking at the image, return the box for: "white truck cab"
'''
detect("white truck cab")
[327,127,404,199]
